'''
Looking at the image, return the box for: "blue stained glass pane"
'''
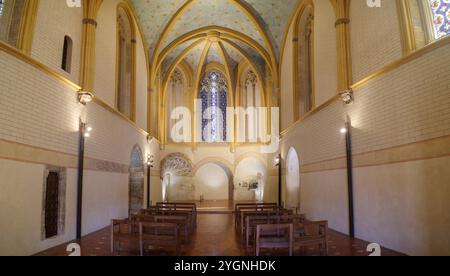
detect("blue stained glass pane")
[200,71,228,142]
[0,0,4,17]
[429,0,450,39]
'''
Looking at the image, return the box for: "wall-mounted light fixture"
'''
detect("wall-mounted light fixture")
[340,127,348,134]
[84,125,93,138]
[147,154,154,168]
[339,89,354,105]
[274,155,281,166]
[77,91,94,105]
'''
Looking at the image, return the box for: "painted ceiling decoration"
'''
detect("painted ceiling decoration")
[131,0,298,86]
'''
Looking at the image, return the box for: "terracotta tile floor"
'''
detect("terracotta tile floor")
[36,214,404,256]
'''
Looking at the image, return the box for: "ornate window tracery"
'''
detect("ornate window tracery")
[200,71,228,142]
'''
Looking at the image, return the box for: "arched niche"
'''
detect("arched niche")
[286,147,301,211]
[160,153,194,201]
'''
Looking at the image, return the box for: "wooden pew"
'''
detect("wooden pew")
[239,209,293,241]
[139,222,179,256]
[110,219,139,255]
[255,224,293,256]
[234,203,277,228]
[156,202,197,228]
[245,214,305,248]
[294,221,328,256]
[236,205,279,230]
[154,215,190,243]
[141,207,195,233]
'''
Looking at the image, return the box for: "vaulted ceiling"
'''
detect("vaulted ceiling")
[131,0,299,82]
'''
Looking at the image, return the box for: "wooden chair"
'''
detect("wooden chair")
[139,222,179,256]
[255,224,293,256]
[294,221,328,256]
[110,219,139,255]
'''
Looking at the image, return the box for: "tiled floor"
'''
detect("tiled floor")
[36,213,404,256]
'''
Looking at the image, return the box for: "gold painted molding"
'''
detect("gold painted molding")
[0,41,81,91]
[155,26,273,78]
[93,97,148,137]
[0,40,149,138]
[301,134,450,174]
[351,35,450,89]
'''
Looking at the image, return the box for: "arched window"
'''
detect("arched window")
[0,0,24,46]
[199,70,228,142]
[237,67,264,143]
[0,0,4,17]
[167,68,190,143]
[116,6,136,121]
[241,70,260,107]
[61,36,73,73]
[398,0,449,53]
[293,6,314,120]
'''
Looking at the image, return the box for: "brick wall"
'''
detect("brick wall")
[31,0,82,84]
[350,0,403,82]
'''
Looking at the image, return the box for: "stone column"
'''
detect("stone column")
[79,0,103,93]
[330,0,352,92]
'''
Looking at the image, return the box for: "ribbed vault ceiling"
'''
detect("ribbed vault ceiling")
[131,0,299,82]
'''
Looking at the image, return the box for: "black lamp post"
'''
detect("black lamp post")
[342,122,355,238]
[146,154,154,208]
[76,120,92,240]
[275,154,282,208]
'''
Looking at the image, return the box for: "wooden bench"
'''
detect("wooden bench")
[255,224,294,256]
[294,221,328,256]
[234,203,278,228]
[157,202,197,228]
[236,205,279,230]
[139,222,179,256]
[141,208,195,233]
[245,214,305,248]
[154,215,190,243]
[239,209,293,241]
[110,219,139,255]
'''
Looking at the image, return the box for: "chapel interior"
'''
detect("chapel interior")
[0,0,449,257]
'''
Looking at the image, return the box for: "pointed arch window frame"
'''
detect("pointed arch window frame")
[199,70,229,143]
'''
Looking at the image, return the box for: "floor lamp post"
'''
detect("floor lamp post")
[342,122,355,238]
[76,120,92,240]
[275,154,282,208]
[146,154,154,208]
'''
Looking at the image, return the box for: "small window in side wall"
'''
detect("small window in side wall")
[45,172,59,239]
[61,36,73,73]
[42,167,66,240]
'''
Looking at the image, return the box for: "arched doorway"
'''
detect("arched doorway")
[129,145,144,215]
[286,147,301,210]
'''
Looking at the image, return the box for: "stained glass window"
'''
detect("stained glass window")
[0,0,4,17]
[428,0,450,39]
[200,71,228,142]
